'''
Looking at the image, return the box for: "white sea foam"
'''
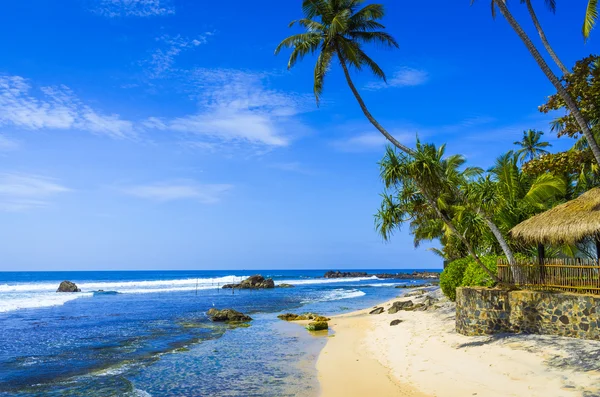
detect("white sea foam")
[0,292,93,313]
[277,276,377,286]
[301,288,365,304]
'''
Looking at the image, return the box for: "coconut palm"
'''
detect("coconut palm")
[583,0,598,39]
[472,0,600,167]
[520,0,569,75]
[275,0,412,154]
[514,129,552,163]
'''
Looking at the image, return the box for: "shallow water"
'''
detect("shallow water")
[0,270,438,396]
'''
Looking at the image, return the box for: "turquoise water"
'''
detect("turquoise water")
[0,270,439,396]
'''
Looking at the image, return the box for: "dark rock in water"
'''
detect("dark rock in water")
[207,308,252,322]
[57,281,81,293]
[222,275,275,289]
[388,300,414,314]
[390,319,403,326]
[277,313,330,322]
[306,321,328,331]
[277,283,295,288]
[324,271,368,279]
[324,271,439,280]
[369,307,385,315]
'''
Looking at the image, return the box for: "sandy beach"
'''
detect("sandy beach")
[317,288,600,397]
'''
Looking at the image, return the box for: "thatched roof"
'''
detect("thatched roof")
[510,188,600,245]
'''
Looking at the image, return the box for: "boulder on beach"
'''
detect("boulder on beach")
[222,275,275,289]
[390,319,403,326]
[306,321,328,331]
[57,281,81,293]
[388,300,414,314]
[369,307,385,315]
[277,313,331,322]
[277,283,295,288]
[207,308,252,322]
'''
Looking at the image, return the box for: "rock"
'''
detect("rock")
[277,313,330,322]
[306,321,328,331]
[278,283,295,288]
[369,307,385,315]
[404,303,426,312]
[207,308,252,322]
[57,281,81,293]
[324,271,368,279]
[222,275,275,289]
[390,319,403,326]
[405,290,427,298]
[395,282,439,289]
[388,300,414,314]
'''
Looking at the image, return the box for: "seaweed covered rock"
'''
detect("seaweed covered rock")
[207,308,252,322]
[277,313,330,322]
[306,321,328,331]
[277,283,295,288]
[222,275,275,289]
[388,300,414,314]
[369,307,385,315]
[57,281,81,293]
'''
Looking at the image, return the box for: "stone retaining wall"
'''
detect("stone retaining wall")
[456,287,600,340]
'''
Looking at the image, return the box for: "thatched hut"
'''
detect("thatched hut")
[510,188,600,259]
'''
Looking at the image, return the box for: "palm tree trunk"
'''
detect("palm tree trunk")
[524,0,570,76]
[494,1,600,168]
[482,215,525,283]
[336,49,415,156]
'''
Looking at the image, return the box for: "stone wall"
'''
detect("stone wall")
[456,287,600,340]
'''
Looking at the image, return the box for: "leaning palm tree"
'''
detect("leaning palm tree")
[275,0,412,154]
[583,0,598,39]
[472,0,600,167]
[514,129,552,163]
[520,0,569,75]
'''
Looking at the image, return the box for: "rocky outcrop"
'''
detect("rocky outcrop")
[222,275,275,289]
[277,283,295,288]
[207,308,252,322]
[57,281,81,292]
[395,282,439,289]
[324,271,439,280]
[388,300,414,314]
[306,321,328,331]
[277,313,330,322]
[369,307,385,315]
[324,271,368,278]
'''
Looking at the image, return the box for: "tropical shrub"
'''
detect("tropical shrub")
[462,256,499,288]
[439,257,471,302]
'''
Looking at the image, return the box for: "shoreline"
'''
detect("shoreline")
[316,288,600,397]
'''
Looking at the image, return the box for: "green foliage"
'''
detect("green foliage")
[462,256,499,288]
[440,256,502,301]
[439,257,470,302]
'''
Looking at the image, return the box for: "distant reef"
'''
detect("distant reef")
[222,275,275,289]
[323,270,439,280]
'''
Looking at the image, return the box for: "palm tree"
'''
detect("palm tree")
[472,0,600,167]
[520,0,569,75]
[275,0,412,154]
[583,0,598,39]
[514,129,552,163]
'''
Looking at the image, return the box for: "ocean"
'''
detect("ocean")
[0,270,439,396]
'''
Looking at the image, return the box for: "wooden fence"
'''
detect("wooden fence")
[497,257,600,295]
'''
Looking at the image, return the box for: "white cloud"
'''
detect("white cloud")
[123,180,233,204]
[144,69,313,148]
[365,68,428,90]
[0,75,135,139]
[332,131,414,153]
[93,0,174,17]
[147,34,212,78]
[0,135,19,151]
[0,173,70,211]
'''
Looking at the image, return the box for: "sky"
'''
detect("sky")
[0,0,597,271]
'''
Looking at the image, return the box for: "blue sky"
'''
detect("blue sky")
[0,0,597,271]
